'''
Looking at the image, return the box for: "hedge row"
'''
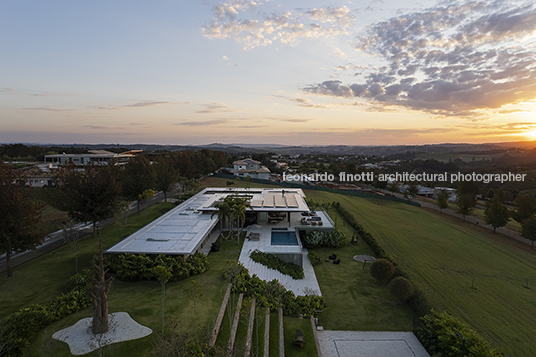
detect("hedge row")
[302,230,346,249]
[223,260,325,317]
[333,201,499,356]
[249,249,304,280]
[0,273,91,357]
[105,252,208,282]
[334,203,388,259]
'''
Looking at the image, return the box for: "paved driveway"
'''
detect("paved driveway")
[317,331,430,357]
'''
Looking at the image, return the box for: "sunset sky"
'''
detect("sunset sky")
[1,0,535,146]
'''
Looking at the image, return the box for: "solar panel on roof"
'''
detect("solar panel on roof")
[263,195,275,207]
[275,194,286,207]
[286,195,298,207]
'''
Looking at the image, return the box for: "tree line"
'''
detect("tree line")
[436,182,536,246]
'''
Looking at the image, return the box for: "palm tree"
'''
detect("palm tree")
[230,196,253,245]
[211,201,232,243]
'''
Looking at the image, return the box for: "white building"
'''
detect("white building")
[44,150,141,166]
[232,158,271,180]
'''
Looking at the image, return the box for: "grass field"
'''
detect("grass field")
[305,189,536,357]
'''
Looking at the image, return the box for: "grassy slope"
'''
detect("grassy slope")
[27,230,243,357]
[0,202,175,319]
[306,190,536,357]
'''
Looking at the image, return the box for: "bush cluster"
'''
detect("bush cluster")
[249,250,304,279]
[390,276,414,304]
[302,230,346,249]
[106,252,208,282]
[416,310,501,357]
[307,251,322,266]
[223,261,325,317]
[370,258,395,283]
[0,275,91,357]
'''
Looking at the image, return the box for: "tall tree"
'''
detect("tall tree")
[51,163,121,334]
[511,194,536,224]
[211,201,232,243]
[455,181,479,222]
[154,154,179,202]
[521,216,536,249]
[456,193,476,222]
[0,160,45,277]
[484,189,510,233]
[52,163,122,236]
[121,154,156,215]
[229,196,253,244]
[436,190,449,213]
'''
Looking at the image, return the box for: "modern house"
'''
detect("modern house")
[106,187,335,294]
[44,150,142,166]
[232,158,271,180]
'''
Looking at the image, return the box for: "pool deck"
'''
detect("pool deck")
[238,223,322,296]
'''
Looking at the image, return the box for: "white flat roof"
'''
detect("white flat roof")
[106,187,311,256]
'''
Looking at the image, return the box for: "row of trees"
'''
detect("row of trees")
[435,182,536,246]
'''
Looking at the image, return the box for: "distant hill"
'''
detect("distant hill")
[8,140,536,156]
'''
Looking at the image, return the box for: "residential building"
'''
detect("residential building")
[232,158,271,180]
[44,150,141,166]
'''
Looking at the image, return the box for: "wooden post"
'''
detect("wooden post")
[244,298,256,357]
[209,284,232,347]
[264,308,270,357]
[227,293,244,356]
[279,307,285,357]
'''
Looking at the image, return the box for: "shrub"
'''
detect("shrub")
[416,310,501,357]
[0,283,91,357]
[249,249,304,279]
[106,252,208,282]
[370,258,395,282]
[223,261,325,317]
[390,276,414,304]
[307,251,322,266]
[302,230,346,249]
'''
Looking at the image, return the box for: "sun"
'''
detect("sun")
[528,130,536,138]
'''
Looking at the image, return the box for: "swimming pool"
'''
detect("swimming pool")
[271,231,299,245]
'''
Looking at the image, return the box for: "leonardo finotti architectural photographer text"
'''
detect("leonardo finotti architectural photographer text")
[283,172,527,184]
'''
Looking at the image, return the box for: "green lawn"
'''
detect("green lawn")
[309,207,414,331]
[26,230,243,357]
[306,189,536,357]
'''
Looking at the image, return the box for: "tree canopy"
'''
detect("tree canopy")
[484,190,509,233]
[0,160,44,277]
[52,163,122,234]
[121,154,156,215]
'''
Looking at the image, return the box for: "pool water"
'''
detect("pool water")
[271,231,298,245]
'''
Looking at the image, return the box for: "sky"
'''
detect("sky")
[1,0,536,146]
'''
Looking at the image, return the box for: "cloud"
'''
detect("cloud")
[290,98,310,103]
[0,88,16,94]
[177,119,231,126]
[202,3,355,49]
[195,102,237,113]
[85,125,108,130]
[123,101,171,108]
[22,106,74,112]
[304,1,536,117]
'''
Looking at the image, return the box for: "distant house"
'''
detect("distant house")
[232,158,271,180]
[16,165,54,187]
[44,150,141,166]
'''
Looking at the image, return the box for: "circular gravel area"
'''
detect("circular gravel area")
[354,255,376,262]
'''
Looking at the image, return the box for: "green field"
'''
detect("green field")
[306,190,536,356]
